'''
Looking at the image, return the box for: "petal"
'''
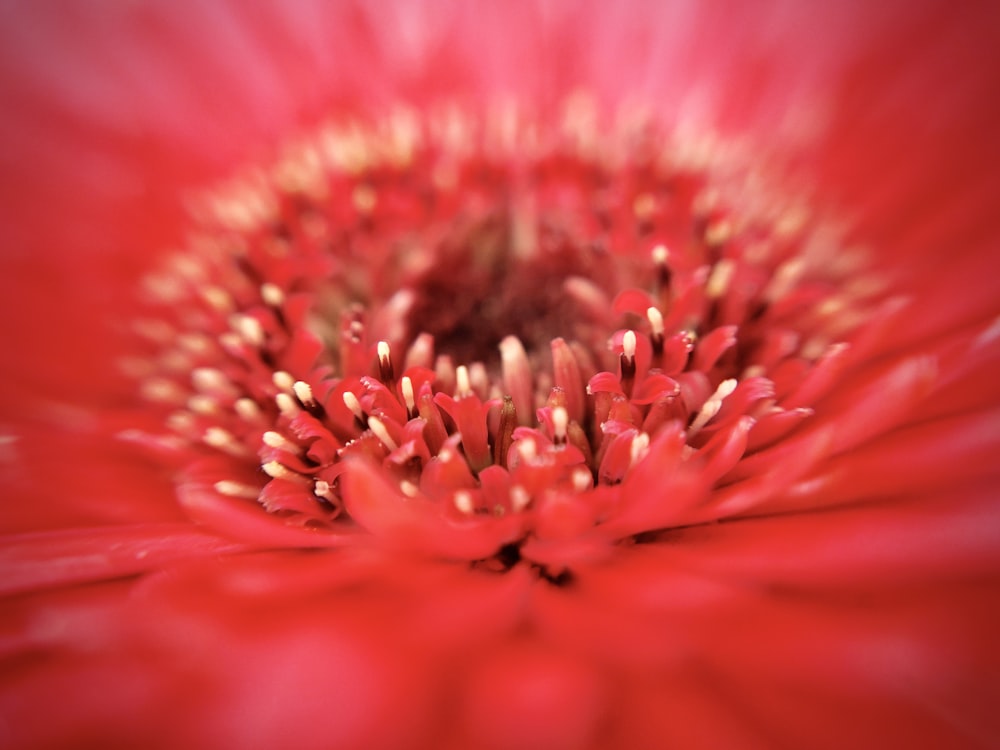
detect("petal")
[0,524,248,596]
[341,459,522,560]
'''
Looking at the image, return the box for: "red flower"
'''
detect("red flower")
[2,2,999,748]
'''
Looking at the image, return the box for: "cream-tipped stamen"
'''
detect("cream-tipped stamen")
[272,371,295,392]
[646,307,664,338]
[647,306,665,355]
[201,286,233,313]
[704,219,732,246]
[203,427,249,457]
[234,397,263,422]
[572,468,592,492]
[232,314,265,346]
[629,432,650,467]
[706,259,736,299]
[188,394,220,416]
[376,340,394,383]
[367,416,398,451]
[260,283,285,307]
[620,330,637,390]
[516,439,538,463]
[763,258,805,303]
[140,378,185,404]
[342,391,365,421]
[551,406,569,446]
[688,378,738,435]
[263,430,299,453]
[192,367,229,394]
[400,376,416,418]
[293,380,316,406]
[313,479,336,502]
[455,365,472,398]
[166,411,196,434]
[276,392,300,418]
[454,490,475,515]
[214,480,261,499]
[510,485,531,512]
[652,244,671,288]
[651,244,669,266]
[622,330,637,362]
[262,461,294,480]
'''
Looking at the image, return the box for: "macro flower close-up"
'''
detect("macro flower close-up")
[1,1,999,748]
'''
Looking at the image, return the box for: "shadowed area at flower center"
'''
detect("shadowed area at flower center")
[127,101,883,578]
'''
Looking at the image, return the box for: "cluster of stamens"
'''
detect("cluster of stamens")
[126,101,878,570]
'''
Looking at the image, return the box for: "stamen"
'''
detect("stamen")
[454,490,475,515]
[629,432,650,467]
[652,244,671,288]
[651,244,669,266]
[234,397,263,422]
[188,394,220,416]
[689,378,738,435]
[342,391,365,421]
[706,259,736,299]
[620,330,637,391]
[293,380,316,407]
[367,416,398,451]
[203,427,248,457]
[494,396,517,467]
[276,392,300,418]
[140,378,185,404]
[178,333,212,355]
[166,412,196,434]
[262,430,299,453]
[622,330,637,362]
[764,258,805,303]
[218,332,244,356]
[262,460,297,480]
[455,365,472,398]
[201,286,233,313]
[232,314,265,346]
[400,376,416,419]
[516,439,537,463]
[646,307,664,338]
[647,307,665,355]
[510,485,531,512]
[376,340,394,384]
[260,283,285,307]
[571,468,592,492]
[191,367,229,394]
[213,480,261,499]
[552,406,569,446]
[704,219,733,246]
[272,371,295,392]
[313,479,336,502]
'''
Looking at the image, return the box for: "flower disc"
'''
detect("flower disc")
[130,100,889,576]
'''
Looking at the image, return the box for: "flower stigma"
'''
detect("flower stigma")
[128,99,882,580]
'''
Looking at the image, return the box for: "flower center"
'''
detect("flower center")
[129,101,877,572]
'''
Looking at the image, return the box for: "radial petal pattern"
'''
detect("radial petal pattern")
[1,1,999,748]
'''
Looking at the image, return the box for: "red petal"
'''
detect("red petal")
[341,459,522,560]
